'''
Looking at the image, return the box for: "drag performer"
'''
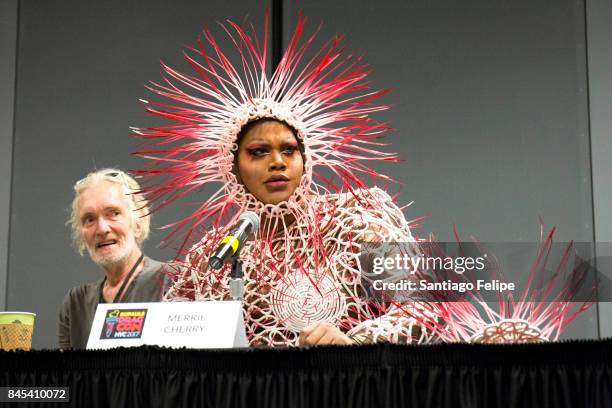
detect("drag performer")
[134,13,434,346]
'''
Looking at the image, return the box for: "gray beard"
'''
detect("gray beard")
[88,244,133,270]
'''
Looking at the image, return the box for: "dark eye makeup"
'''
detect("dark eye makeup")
[245,142,299,157]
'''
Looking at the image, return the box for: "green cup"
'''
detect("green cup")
[0,312,36,351]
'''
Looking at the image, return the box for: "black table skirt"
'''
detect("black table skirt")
[1,339,611,408]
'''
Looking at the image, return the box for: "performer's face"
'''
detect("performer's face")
[236,120,304,205]
[78,181,142,268]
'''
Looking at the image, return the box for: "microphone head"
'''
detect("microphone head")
[208,256,223,270]
[239,211,260,231]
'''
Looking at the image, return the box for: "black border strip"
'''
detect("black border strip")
[2,339,612,372]
[3,0,20,312]
[271,0,283,72]
[582,0,601,339]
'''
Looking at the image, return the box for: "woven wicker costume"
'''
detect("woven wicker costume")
[135,13,434,346]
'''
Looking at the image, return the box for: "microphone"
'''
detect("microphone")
[209,211,260,270]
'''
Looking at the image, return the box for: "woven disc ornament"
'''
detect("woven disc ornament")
[271,271,346,332]
[470,319,548,344]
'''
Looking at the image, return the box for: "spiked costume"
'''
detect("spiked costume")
[134,13,435,346]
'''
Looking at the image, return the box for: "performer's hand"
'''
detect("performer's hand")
[299,322,354,346]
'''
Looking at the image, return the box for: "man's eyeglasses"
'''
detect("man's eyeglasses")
[75,170,130,187]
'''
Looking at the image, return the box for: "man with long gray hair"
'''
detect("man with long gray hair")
[58,168,171,349]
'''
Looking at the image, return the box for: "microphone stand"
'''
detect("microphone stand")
[228,255,244,301]
[228,254,249,347]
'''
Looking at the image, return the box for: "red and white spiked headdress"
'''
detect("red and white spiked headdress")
[133,12,396,252]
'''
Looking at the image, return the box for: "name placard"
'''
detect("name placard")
[86,301,248,350]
